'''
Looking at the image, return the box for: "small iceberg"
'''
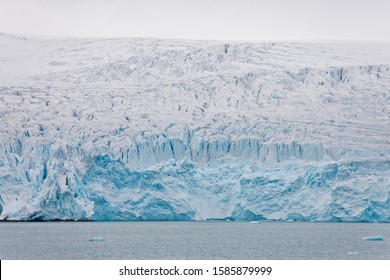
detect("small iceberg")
[89,237,105,242]
[362,236,384,241]
[250,221,262,224]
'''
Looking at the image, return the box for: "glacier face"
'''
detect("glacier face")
[0,33,389,221]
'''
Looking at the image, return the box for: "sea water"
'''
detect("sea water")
[0,221,389,259]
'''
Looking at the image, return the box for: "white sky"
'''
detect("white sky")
[0,0,389,41]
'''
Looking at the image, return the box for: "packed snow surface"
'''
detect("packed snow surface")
[0,33,389,221]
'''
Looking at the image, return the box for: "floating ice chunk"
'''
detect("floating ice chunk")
[89,237,105,242]
[250,221,262,224]
[362,236,384,241]
[347,251,359,255]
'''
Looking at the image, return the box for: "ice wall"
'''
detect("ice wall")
[0,34,389,221]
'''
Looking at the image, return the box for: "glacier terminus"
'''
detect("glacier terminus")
[0,33,389,222]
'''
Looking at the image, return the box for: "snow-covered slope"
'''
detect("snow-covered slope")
[0,33,389,221]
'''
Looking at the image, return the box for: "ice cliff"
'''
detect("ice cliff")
[0,33,389,221]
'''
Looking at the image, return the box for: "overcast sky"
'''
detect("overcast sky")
[0,0,389,41]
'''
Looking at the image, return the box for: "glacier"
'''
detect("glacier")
[0,33,389,221]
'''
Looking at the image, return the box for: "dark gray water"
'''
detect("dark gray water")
[0,221,389,259]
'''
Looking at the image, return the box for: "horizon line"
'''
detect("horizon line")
[1,32,390,44]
